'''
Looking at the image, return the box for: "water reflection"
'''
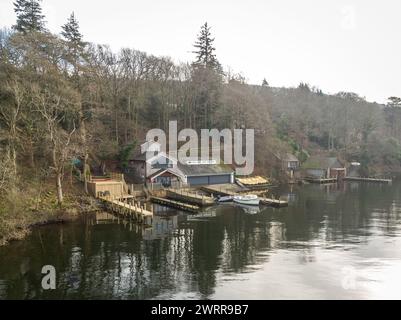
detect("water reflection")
[0,181,401,299]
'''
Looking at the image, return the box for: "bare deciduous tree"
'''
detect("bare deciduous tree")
[0,79,28,178]
[33,85,80,205]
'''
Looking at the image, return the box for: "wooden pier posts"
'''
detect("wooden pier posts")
[99,194,153,226]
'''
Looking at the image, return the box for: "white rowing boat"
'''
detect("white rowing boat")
[233,194,260,206]
[218,195,234,203]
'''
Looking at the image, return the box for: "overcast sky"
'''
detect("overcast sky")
[1,0,400,103]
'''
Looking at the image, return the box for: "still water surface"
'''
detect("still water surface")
[1,181,401,299]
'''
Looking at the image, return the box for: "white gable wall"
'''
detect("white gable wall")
[145,152,178,178]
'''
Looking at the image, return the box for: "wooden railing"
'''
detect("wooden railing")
[89,172,125,182]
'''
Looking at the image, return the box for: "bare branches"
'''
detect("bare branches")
[28,79,81,205]
[0,153,14,192]
[0,77,31,176]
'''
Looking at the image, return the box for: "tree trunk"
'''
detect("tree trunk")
[10,120,18,177]
[10,144,17,178]
[83,153,89,194]
[79,109,89,194]
[29,140,35,168]
[52,143,63,205]
[56,171,63,205]
[327,132,331,151]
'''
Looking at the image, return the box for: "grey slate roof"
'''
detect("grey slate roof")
[275,152,299,162]
[302,156,343,169]
[282,153,299,162]
[177,163,234,176]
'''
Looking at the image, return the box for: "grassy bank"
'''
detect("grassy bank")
[0,179,100,246]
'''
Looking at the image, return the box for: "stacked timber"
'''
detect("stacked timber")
[235,176,271,190]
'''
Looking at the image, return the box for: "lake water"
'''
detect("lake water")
[1,181,401,299]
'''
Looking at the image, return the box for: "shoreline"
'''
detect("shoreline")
[0,195,101,247]
[2,174,400,247]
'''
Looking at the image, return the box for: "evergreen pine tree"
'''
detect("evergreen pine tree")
[61,12,86,76]
[262,78,269,86]
[13,0,46,33]
[61,12,83,48]
[193,22,221,71]
[61,12,88,193]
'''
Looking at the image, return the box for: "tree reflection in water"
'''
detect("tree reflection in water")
[0,181,401,299]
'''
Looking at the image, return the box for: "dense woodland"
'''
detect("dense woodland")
[1,0,401,229]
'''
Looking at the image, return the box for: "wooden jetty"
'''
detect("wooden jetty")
[99,195,153,225]
[200,184,246,197]
[259,197,288,208]
[343,177,392,184]
[166,189,215,206]
[303,177,337,184]
[151,196,200,213]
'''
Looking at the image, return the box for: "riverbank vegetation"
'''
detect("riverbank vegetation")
[1,0,401,243]
[0,168,97,246]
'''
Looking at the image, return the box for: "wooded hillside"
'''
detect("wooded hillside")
[1,0,401,210]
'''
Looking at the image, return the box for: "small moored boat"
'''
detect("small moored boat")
[218,195,234,203]
[233,194,260,206]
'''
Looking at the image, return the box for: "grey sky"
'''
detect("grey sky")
[1,0,400,103]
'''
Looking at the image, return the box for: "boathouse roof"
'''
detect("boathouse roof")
[177,162,234,176]
[302,156,344,169]
[281,153,299,162]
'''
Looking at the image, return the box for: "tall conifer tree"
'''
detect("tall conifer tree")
[193,22,221,71]
[61,12,84,49]
[13,0,46,33]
